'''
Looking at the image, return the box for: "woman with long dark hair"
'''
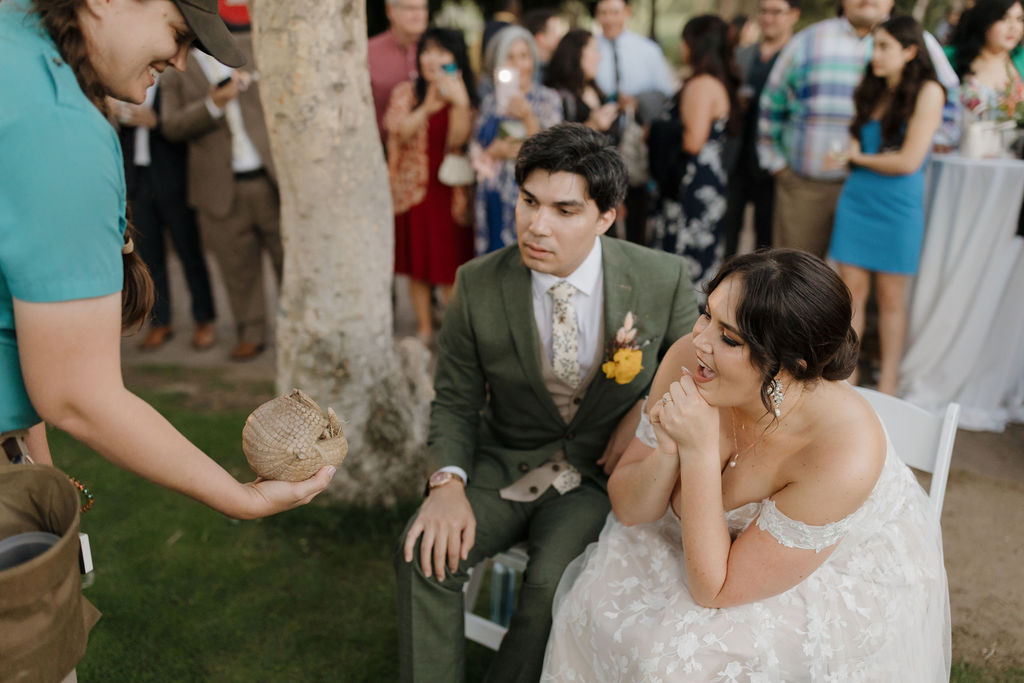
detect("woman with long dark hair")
[385,27,478,344]
[649,14,740,293]
[543,29,619,134]
[1,0,333,677]
[828,16,946,395]
[946,0,1024,119]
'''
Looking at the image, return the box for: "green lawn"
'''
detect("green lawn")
[46,367,1021,681]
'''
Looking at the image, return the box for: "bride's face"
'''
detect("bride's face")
[688,276,767,411]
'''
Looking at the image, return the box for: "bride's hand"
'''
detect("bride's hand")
[648,401,679,456]
[658,367,719,461]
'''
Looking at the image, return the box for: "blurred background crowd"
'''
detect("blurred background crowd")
[122,0,1024,403]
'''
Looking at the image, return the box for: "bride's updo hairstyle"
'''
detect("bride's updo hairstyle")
[704,249,859,416]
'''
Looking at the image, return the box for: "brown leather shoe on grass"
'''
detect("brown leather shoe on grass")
[139,325,173,351]
[192,322,216,350]
[229,341,265,361]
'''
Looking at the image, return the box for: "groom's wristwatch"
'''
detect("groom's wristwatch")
[424,470,461,496]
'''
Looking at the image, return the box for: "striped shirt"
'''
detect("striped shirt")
[757,17,961,180]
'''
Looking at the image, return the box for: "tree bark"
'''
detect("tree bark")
[250,0,432,505]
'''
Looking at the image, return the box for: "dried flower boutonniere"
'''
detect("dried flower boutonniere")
[602,312,646,385]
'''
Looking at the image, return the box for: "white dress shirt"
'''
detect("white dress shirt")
[595,30,676,98]
[132,82,158,167]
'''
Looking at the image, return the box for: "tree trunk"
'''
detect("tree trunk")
[250,0,433,506]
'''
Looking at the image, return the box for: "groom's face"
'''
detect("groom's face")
[516,169,616,278]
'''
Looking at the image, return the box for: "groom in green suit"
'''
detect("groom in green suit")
[395,123,698,682]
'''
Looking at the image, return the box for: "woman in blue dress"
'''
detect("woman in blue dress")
[829,16,946,395]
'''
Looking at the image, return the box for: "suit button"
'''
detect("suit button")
[566,431,575,441]
[518,462,529,473]
[552,464,561,472]
[572,397,582,405]
[529,486,538,495]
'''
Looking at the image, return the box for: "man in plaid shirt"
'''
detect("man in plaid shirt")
[757,0,960,257]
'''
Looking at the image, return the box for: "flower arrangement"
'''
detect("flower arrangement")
[998,76,1024,127]
[602,312,645,385]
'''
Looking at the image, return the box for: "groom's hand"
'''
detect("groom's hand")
[403,481,476,581]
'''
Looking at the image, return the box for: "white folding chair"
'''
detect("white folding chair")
[463,544,529,650]
[855,387,960,517]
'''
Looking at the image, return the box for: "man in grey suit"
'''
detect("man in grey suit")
[160,25,281,361]
[395,123,698,682]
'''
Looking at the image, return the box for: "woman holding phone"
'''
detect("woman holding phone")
[828,16,946,394]
[385,27,478,344]
[473,25,563,254]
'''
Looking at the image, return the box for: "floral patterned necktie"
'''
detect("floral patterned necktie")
[549,281,580,388]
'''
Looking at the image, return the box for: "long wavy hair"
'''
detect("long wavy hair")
[543,29,604,102]
[949,0,1023,77]
[414,27,479,108]
[681,14,742,134]
[31,0,153,331]
[850,16,945,150]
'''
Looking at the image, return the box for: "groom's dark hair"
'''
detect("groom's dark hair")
[515,123,628,213]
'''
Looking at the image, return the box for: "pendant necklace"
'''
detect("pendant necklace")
[728,408,767,468]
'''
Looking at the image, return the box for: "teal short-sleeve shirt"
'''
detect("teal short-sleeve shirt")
[0,0,126,432]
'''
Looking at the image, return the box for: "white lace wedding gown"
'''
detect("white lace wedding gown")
[541,412,951,682]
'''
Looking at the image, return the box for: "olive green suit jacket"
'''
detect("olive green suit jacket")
[428,236,699,490]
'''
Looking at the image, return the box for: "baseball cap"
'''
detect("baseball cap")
[172,0,246,67]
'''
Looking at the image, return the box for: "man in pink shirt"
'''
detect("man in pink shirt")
[368,0,428,142]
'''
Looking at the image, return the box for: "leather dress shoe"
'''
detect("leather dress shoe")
[192,322,216,350]
[229,341,265,361]
[139,325,173,351]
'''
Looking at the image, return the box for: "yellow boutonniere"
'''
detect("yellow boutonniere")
[602,312,645,385]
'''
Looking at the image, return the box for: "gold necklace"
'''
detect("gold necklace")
[728,408,767,468]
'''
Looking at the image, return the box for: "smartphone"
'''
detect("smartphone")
[494,67,519,116]
[216,75,233,88]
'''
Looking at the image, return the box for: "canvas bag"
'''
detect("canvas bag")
[0,464,100,683]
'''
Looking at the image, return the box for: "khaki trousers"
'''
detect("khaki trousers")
[772,168,845,259]
[197,174,283,345]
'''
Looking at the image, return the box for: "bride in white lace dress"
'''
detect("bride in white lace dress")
[542,250,950,682]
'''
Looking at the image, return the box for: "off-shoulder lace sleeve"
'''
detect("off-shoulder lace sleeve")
[755,498,856,553]
[635,399,658,448]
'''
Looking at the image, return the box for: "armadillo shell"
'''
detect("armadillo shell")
[242,389,348,482]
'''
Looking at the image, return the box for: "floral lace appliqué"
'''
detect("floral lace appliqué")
[756,498,855,553]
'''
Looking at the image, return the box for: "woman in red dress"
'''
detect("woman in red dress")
[385,28,478,343]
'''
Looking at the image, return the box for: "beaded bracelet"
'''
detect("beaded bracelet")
[66,476,95,514]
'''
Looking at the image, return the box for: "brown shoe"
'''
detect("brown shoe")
[139,325,173,351]
[229,341,265,361]
[192,322,216,350]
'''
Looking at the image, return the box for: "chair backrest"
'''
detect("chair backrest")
[855,387,959,517]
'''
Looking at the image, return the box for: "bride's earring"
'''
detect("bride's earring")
[768,378,785,417]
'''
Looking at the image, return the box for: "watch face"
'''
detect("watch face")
[429,471,454,488]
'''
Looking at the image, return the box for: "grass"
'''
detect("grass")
[58,367,495,681]
[47,366,1022,681]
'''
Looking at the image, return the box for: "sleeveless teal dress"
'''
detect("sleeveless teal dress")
[829,120,926,275]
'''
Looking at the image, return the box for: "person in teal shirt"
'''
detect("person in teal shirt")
[0,1,334,520]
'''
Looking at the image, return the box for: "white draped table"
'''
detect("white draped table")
[901,153,1024,431]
